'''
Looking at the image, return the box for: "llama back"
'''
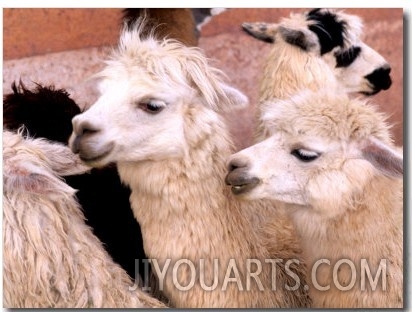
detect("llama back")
[2,130,165,308]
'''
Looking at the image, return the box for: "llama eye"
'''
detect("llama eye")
[291,149,320,162]
[139,100,166,114]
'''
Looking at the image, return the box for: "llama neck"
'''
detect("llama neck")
[259,42,336,102]
[289,176,402,264]
[118,106,262,261]
[117,107,278,307]
[255,42,337,142]
[288,176,402,307]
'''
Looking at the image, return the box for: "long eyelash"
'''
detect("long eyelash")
[298,149,317,157]
[138,99,166,114]
[147,100,165,108]
[291,149,320,162]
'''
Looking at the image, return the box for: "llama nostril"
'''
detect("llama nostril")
[225,157,260,195]
[70,120,101,154]
[227,158,249,173]
[77,121,100,137]
[71,135,81,154]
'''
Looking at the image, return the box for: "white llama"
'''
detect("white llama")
[242,8,392,141]
[3,129,166,308]
[69,22,311,308]
[225,89,403,308]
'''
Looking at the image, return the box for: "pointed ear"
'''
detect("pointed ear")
[217,83,249,111]
[7,165,77,196]
[48,145,91,176]
[184,55,249,112]
[278,26,318,51]
[242,22,278,43]
[36,140,91,176]
[360,137,403,178]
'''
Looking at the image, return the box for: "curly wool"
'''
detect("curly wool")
[2,130,166,308]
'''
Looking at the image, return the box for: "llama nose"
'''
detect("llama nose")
[225,157,260,195]
[227,157,250,173]
[73,118,100,137]
[365,65,392,93]
[71,118,101,154]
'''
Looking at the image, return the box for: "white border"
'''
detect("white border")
[1,2,410,310]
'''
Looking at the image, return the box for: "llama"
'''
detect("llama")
[225,89,403,308]
[3,130,166,308]
[122,9,198,47]
[3,81,149,285]
[122,8,226,47]
[69,21,311,308]
[242,8,392,141]
[243,8,392,98]
[3,81,81,144]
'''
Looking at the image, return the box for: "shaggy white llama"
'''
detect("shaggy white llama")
[69,23,311,308]
[3,130,166,308]
[242,8,392,141]
[225,89,403,308]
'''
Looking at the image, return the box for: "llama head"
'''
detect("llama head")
[3,130,89,196]
[225,89,402,216]
[70,21,248,167]
[3,81,82,144]
[242,8,392,95]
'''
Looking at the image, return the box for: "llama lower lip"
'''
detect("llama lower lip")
[232,185,247,195]
[80,152,109,163]
[79,143,114,165]
[230,178,260,195]
[361,89,379,96]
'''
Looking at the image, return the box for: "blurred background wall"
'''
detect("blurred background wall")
[3,8,403,148]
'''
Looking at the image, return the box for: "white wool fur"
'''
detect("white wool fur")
[249,9,390,141]
[3,130,166,308]
[241,11,397,307]
[227,89,403,308]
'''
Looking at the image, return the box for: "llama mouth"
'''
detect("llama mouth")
[361,88,379,96]
[230,182,259,195]
[78,142,114,165]
[225,172,260,195]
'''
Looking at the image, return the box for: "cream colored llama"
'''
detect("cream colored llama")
[69,22,311,308]
[225,89,403,308]
[3,130,166,308]
[242,8,392,141]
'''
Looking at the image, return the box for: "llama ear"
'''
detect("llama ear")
[242,22,278,43]
[50,146,91,176]
[360,137,403,178]
[218,83,249,111]
[8,165,77,196]
[37,140,91,176]
[278,26,318,51]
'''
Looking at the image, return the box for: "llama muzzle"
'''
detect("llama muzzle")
[225,159,260,195]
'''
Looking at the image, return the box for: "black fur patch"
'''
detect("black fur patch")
[3,81,150,283]
[335,46,361,68]
[364,66,392,92]
[307,8,347,55]
[3,81,81,144]
[280,28,310,51]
